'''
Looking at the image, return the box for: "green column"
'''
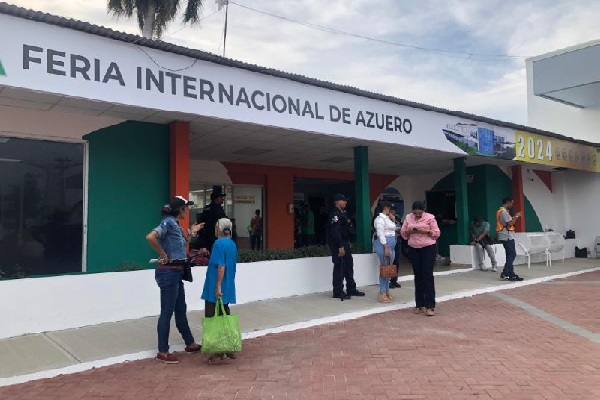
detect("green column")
[354,146,371,252]
[454,157,469,245]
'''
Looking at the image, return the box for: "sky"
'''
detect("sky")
[7,0,600,125]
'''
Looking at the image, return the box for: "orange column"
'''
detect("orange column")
[170,121,191,231]
[511,165,525,232]
[265,172,294,249]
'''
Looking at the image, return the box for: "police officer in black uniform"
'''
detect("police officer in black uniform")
[194,191,227,252]
[327,193,366,299]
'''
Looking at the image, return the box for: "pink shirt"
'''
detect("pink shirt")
[400,212,440,248]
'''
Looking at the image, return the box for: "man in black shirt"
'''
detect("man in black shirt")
[327,193,366,300]
[195,192,227,252]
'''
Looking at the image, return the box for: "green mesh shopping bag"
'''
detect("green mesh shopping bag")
[201,299,242,354]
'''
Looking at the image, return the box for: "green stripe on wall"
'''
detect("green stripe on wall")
[431,165,542,256]
[84,121,170,273]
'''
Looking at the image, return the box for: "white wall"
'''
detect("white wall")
[0,254,379,340]
[526,59,600,143]
[559,170,600,250]
[522,167,600,251]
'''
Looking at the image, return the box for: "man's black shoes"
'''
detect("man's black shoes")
[500,273,524,282]
[347,290,366,297]
[333,292,351,300]
[389,281,401,288]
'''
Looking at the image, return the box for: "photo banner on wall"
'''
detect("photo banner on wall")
[441,121,516,160]
[514,131,599,172]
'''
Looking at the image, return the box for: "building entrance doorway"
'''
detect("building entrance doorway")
[293,177,354,248]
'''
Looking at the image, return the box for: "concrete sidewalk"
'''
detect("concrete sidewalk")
[1,259,598,387]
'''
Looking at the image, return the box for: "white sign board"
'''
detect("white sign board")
[0,13,512,155]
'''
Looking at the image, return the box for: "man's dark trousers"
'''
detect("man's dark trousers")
[501,239,517,277]
[330,243,356,295]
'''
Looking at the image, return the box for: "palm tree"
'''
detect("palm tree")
[107,0,203,39]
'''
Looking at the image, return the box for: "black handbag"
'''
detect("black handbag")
[575,247,588,258]
[479,235,493,247]
[182,263,193,282]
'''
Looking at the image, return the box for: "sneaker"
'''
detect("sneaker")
[333,292,351,300]
[414,307,425,314]
[508,275,524,281]
[500,273,510,280]
[425,308,435,317]
[480,266,491,271]
[348,290,366,297]
[184,343,201,353]
[156,353,180,364]
[491,266,498,272]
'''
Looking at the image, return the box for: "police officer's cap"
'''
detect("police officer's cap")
[333,193,348,202]
[210,192,226,201]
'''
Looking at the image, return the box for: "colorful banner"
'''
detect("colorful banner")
[442,122,515,160]
[514,131,598,172]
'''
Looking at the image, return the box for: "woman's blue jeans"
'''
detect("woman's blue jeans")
[373,236,396,293]
[155,269,195,353]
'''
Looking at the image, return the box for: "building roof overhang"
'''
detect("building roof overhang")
[529,41,600,109]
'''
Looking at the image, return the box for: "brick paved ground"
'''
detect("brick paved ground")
[1,272,599,400]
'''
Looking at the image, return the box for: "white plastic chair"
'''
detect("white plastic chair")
[545,232,565,265]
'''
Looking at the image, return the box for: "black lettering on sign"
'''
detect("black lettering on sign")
[183,75,197,99]
[386,115,393,131]
[288,97,300,116]
[22,44,43,69]
[342,108,351,124]
[237,87,252,108]
[71,54,91,80]
[103,62,125,86]
[403,119,412,134]
[301,101,314,119]
[199,79,215,102]
[315,103,325,120]
[355,111,366,127]
[47,49,66,76]
[165,72,182,95]
[251,90,265,110]
[366,111,375,128]
[219,83,234,105]
[146,69,164,93]
[330,105,341,122]
[394,117,402,132]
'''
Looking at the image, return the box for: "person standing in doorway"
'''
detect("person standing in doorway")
[250,209,263,250]
[327,194,366,300]
[146,196,204,364]
[196,191,227,252]
[315,205,328,245]
[301,202,315,246]
[401,201,440,316]
[389,205,402,289]
[496,197,524,281]
[470,216,498,271]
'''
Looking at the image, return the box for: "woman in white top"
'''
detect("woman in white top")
[373,201,397,303]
